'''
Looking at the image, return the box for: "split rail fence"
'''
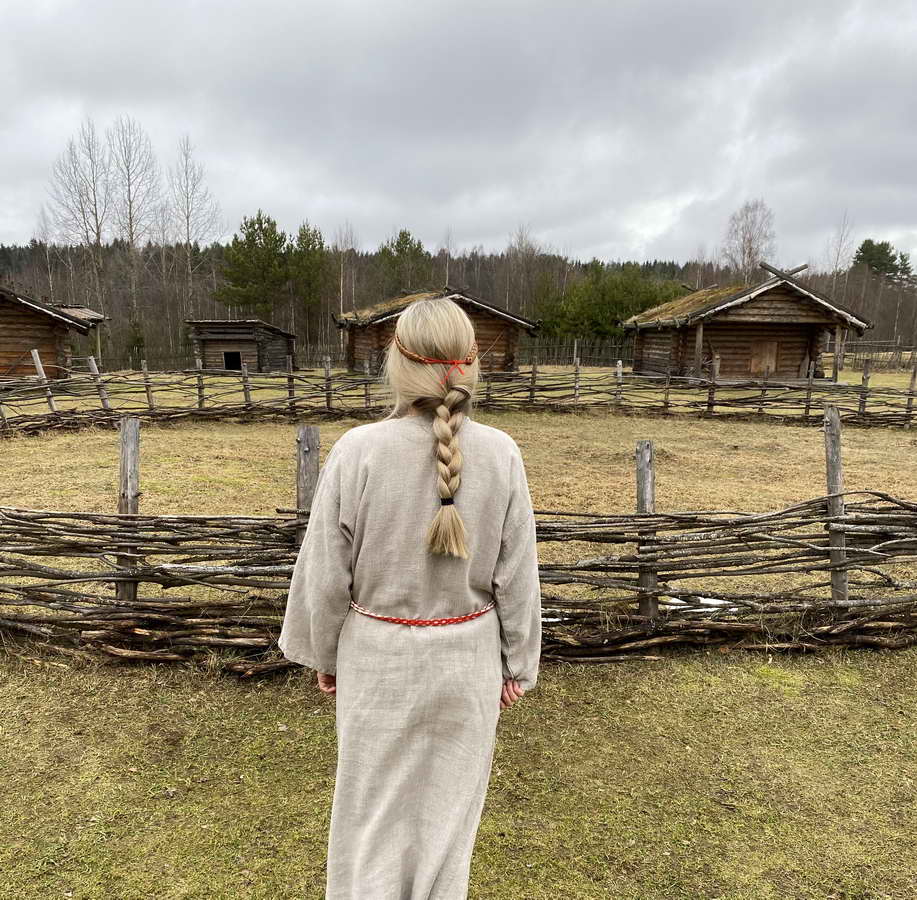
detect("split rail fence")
[1,408,915,676]
[2,350,917,436]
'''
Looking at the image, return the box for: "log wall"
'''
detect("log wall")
[0,297,72,378]
[347,304,526,373]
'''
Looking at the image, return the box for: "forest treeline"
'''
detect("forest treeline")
[1,116,915,369]
[3,224,915,370]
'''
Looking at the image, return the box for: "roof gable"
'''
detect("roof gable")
[333,288,541,334]
[622,276,871,333]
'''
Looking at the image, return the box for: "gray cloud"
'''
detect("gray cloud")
[3,0,916,265]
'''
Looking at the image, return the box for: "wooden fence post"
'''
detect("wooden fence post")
[195,357,205,409]
[0,401,8,430]
[757,366,769,415]
[635,440,659,620]
[706,364,717,414]
[30,349,57,413]
[905,358,917,430]
[323,356,333,411]
[573,353,580,404]
[528,352,538,404]
[824,406,849,605]
[286,355,297,415]
[858,357,871,418]
[117,416,141,602]
[615,359,623,407]
[804,360,815,419]
[139,359,156,411]
[296,425,321,546]
[86,355,111,411]
[363,358,372,409]
[241,363,252,406]
[662,365,672,414]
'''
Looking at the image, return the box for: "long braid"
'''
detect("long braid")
[427,385,471,558]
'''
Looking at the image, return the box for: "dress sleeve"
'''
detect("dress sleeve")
[491,443,542,691]
[278,441,354,675]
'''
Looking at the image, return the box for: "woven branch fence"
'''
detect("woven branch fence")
[2,351,917,437]
[1,410,915,676]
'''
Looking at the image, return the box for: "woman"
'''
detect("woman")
[278,296,542,899]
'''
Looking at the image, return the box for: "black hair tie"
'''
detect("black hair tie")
[440,497,455,506]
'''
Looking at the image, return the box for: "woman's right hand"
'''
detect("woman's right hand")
[500,678,525,710]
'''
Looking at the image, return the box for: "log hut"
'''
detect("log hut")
[185,319,297,371]
[333,288,541,373]
[622,263,871,379]
[0,286,95,379]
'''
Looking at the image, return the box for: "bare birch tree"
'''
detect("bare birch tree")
[168,135,221,319]
[47,117,112,311]
[441,226,455,286]
[721,198,776,284]
[825,209,855,297]
[108,115,160,348]
[34,204,56,302]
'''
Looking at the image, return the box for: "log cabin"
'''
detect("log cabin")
[333,288,540,373]
[0,286,94,378]
[622,266,871,379]
[185,319,297,371]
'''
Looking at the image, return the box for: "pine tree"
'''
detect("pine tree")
[852,239,900,278]
[214,210,289,318]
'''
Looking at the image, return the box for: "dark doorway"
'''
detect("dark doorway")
[223,350,242,370]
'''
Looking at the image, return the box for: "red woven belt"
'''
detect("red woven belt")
[349,598,495,626]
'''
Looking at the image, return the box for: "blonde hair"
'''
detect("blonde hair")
[380,297,480,559]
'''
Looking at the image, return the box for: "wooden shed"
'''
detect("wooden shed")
[332,288,541,373]
[622,265,871,379]
[0,286,93,379]
[185,319,297,372]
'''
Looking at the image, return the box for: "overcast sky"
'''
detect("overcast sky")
[3,0,916,267]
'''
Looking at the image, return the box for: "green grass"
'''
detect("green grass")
[1,650,915,899]
[2,408,917,898]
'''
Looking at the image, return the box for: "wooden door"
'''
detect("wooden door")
[750,340,778,375]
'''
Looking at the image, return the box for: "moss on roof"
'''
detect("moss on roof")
[335,291,442,327]
[624,284,748,328]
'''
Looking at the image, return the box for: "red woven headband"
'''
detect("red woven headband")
[393,333,478,385]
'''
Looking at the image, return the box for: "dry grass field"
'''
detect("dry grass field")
[2,408,916,898]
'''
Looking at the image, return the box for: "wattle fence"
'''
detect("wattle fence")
[2,351,917,436]
[2,410,915,676]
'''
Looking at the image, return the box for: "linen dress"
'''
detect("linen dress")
[278,412,542,900]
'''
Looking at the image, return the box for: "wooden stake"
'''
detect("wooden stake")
[824,406,849,605]
[573,354,580,404]
[286,355,296,414]
[804,360,815,419]
[833,324,843,379]
[758,366,769,415]
[241,363,252,406]
[140,359,155,411]
[662,365,671,414]
[615,359,623,406]
[858,357,871,417]
[117,416,141,603]
[905,359,917,430]
[296,425,320,546]
[636,440,659,620]
[86,355,111,411]
[363,358,372,409]
[706,364,717,414]
[195,357,205,409]
[30,349,57,413]
[529,352,538,404]
[323,356,333,411]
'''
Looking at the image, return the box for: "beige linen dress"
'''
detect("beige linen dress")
[278,412,542,900]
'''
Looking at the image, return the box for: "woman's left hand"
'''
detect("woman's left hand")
[317,672,337,694]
